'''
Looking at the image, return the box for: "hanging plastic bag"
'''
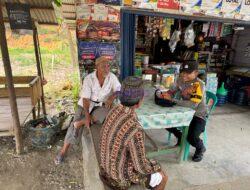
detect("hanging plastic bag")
[169,30,181,53]
[184,23,195,48]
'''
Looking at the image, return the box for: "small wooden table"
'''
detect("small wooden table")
[136,88,195,162]
[0,76,42,136]
[0,97,33,136]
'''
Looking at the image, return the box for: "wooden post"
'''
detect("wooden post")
[64,23,77,67]
[32,23,46,115]
[0,4,23,154]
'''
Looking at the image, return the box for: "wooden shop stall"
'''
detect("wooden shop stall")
[0,1,59,154]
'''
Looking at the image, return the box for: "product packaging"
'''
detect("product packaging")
[201,0,222,16]
[180,0,202,13]
[240,0,250,20]
[221,0,242,18]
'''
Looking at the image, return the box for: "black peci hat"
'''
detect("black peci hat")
[180,60,199,73]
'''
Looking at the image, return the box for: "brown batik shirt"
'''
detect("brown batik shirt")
[99,104,160,189]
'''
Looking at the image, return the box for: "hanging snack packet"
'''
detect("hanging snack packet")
[201,0,222,16]
[180,0,202,13]
[93,4,108,21]
[221,0,242,18]
[184,23,195,48]
[76,4,93,20]
[160,18,174,40]
[169,30,181,53]
[240,0,250,21]
[77,20,89,39]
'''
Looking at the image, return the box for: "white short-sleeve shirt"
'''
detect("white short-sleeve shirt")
[77,71,121,113]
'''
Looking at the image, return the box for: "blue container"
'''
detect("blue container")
[216,94,227,106]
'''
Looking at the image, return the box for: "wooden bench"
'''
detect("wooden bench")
[0,76,42,136]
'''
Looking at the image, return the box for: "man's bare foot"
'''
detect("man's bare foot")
[54,152,64,165]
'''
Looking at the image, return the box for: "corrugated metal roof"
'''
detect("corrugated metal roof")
[1,0,77,27]
[62,0,76,21]
[61,0,76,28]
[62,4,75,13]
[1,0,58,25]
[2,0,53,8]
[62,0,75,4]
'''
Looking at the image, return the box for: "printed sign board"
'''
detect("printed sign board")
[6,3,32,30]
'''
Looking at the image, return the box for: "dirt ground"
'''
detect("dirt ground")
[0,131,84,190]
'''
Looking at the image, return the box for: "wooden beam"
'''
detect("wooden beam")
[0,76,35,84]
[0,131,14,137]
[0,88,31,98]
[0,3,23,154]
[30,6,54,10]
[62,3,75,6]
[32,23,46,115]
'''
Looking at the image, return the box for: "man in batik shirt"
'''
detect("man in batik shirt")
[99,76,168,190]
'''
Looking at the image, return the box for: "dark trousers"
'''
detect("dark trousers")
[167,116,206,150]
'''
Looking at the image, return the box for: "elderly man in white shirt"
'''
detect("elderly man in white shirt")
[55,56,121,164]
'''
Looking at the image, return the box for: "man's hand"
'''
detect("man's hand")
[182,86,196,97]
[105,95,115,109]
[42,78,47,85]
[161,92,172,101]
[85,114,91,128]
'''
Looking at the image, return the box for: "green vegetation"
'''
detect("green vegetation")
[0,25,79,113]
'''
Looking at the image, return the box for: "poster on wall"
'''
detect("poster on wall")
[78,41,98,60]
[97,43,117,59]
[221,0,242,18]
[201,0,222,16]
[157,0,180,10]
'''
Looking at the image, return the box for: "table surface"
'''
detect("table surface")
[136,88,195,130]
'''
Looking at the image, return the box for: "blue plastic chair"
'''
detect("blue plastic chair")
[167,91,218,160]
[183,91,217,160]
